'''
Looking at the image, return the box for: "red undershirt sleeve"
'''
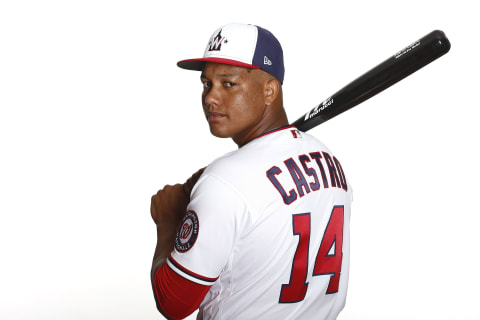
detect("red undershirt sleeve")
[153,262,212,320]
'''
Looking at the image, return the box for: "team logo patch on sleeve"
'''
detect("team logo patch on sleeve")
[175,210,199,253]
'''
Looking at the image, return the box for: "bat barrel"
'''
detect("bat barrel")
[292,30,451,132]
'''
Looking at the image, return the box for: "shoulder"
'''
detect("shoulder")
[202,145,258,183]
[200,129,333,185]
[190,155,247,204]
[300,130,334,152]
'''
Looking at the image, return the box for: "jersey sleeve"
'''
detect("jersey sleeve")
[152,262,212,320]
[168,172,248,285]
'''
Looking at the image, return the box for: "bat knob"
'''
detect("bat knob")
[430,30,451,55]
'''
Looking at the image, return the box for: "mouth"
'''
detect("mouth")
[207,112,227,121]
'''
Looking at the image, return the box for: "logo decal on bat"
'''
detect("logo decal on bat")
[394,40,421,59]
[304,97,334,121]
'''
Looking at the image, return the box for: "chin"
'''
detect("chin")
[209,127,232,139]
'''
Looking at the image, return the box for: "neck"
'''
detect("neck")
[233,106,289,148]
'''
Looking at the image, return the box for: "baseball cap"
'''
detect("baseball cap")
[177,23,285,83]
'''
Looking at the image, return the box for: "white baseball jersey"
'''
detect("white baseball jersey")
[168,126,353,319]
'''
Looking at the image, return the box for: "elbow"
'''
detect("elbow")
[153,295,195,320]
[155,304,179,320]
[151,264,199,320]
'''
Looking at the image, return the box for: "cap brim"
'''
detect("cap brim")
[177,57,261,71]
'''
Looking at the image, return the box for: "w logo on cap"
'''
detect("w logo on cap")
[177,23,285,84]
[208,29,228,51]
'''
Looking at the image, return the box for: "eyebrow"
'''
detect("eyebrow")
[200,72,237,79]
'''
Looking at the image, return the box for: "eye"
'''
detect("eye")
[202,81,211,88]
[224,81,236,88]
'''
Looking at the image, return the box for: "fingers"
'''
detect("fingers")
[151,184,189,225]
[151,167,206,225]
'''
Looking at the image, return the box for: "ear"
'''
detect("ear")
[264,78,280,106]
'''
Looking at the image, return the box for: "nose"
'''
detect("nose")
[203,85,220,108]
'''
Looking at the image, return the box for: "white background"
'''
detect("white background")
[1,0,478,319]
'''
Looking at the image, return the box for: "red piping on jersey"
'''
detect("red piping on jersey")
[256,125,297,140]
[168,254,219,283]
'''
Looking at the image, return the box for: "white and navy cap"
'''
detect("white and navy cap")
[177,23,285,83]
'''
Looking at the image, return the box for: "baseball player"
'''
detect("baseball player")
[151,23,353,320]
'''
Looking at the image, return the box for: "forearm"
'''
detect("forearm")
[150,183,189,278]
[150,168,206,309]
[151,232,176,320]
[151,223,178,277]
[150,181,194,320]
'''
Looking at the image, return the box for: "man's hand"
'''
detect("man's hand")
[151,167,205,226]
[150,168,205,266]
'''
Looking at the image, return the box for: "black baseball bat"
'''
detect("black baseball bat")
[292,30,451,131]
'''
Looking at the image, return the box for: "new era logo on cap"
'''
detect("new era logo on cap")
[177,23,285,83]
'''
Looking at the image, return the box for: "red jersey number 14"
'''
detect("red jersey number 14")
[279,206,344,303]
